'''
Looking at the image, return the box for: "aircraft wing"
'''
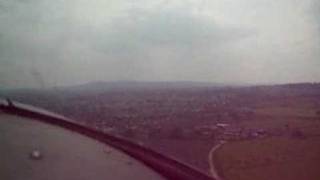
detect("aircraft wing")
[0,99,215,180]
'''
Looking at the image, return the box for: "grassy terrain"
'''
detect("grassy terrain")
[214,98,320,180]
[214,137,320,180]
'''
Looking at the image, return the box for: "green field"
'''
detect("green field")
[213,101,320,180]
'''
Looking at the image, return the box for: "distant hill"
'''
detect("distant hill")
[0,81,226,105]
[58,81,227,93]
[1,81,320,102]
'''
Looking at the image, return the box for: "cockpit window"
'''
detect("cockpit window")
[1,1,320,180]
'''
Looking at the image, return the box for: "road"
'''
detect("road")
[208,141,226,180]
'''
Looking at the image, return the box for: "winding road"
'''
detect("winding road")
[208,141,226,180]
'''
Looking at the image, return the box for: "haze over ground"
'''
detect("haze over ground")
[0,0,319,88]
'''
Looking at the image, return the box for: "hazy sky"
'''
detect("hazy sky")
[0,0,319,88]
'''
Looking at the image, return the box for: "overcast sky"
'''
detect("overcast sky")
[0,0,319,88]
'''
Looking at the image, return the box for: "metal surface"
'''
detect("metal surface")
[0,113,166,180]
[0,99,215,180]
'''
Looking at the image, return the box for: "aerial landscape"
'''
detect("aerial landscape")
[1,81,320,180]
[1,0,320,179]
